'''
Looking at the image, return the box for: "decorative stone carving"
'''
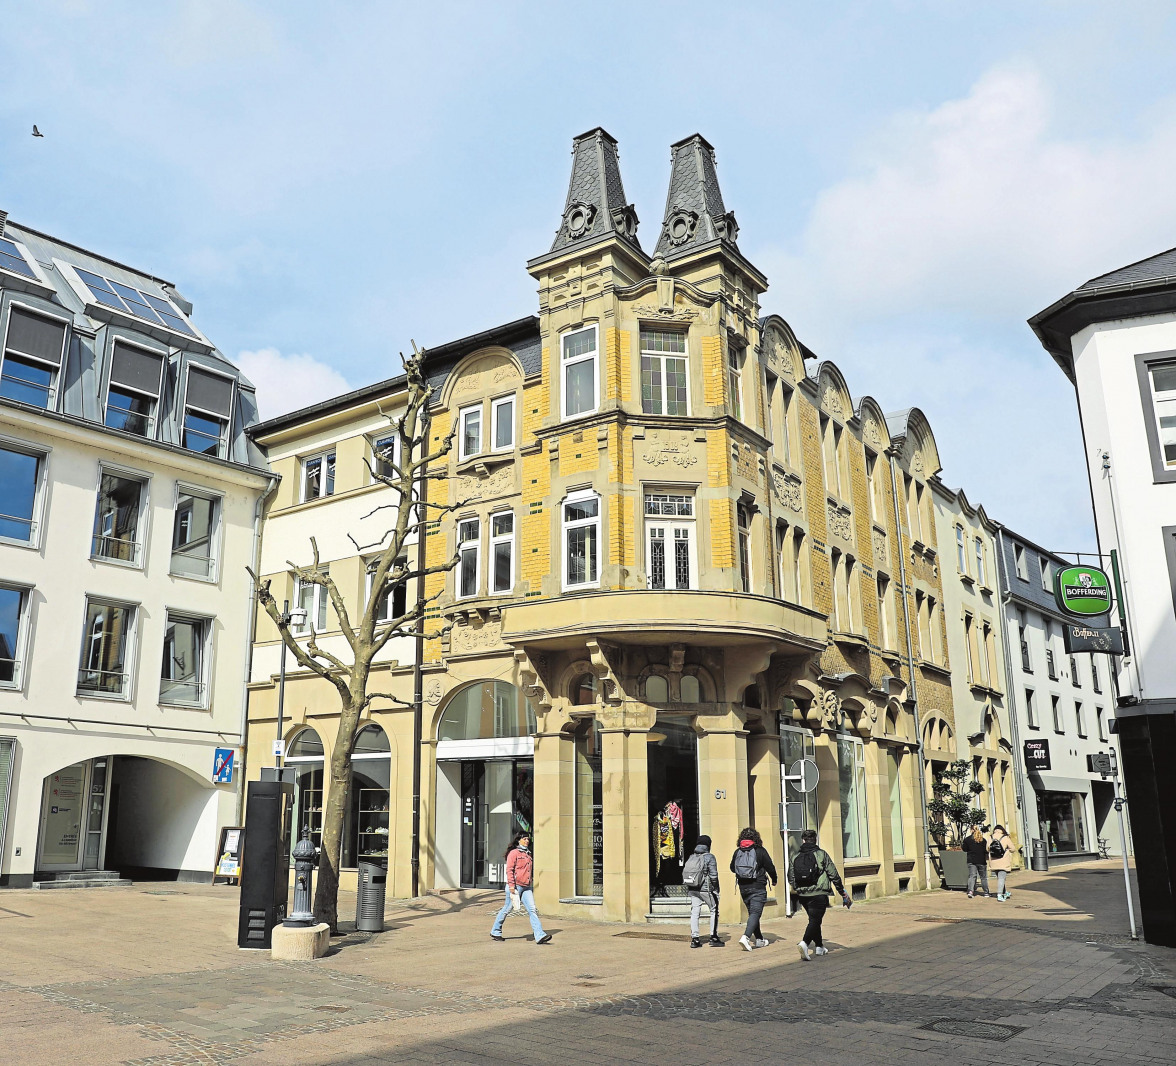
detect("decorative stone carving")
[424,678,443,706]
[772,471,803,513]
[819,688,840,727]
[827,503,853,542]
[872,528,887,564]
[864,418,882,447]
[823,387,844,418]
[493,364,519,384]
[454,465,514,502]
[564,200,596,239]
[632,302,698,323]
[664,207,698,246]
[450,621,502,653]
[911,450,925,475]
[641,430,698,469]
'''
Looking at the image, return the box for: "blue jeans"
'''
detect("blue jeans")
[491,886,546,940]
[968,863,990,896]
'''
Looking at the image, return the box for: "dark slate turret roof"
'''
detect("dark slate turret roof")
[654,134,740,259]
[531,128,640,266]
[1075,246,1176,293]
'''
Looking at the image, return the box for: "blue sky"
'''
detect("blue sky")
[4,1,1176,552]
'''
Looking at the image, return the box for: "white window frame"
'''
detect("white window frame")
[1052,694,1064,734]
[489,510,515,594]
[562,489,601,591]
[0,301,70,413]
[370,432,399,482]
[1075,700,1086,738]
[300,450,336,502]
[1040,556,1052,593]
[0,580,32,691]
[170,483,222,582]
[294,577,330,634]
[159,610,212,708]
[91,462,151,570]
[838,733,870,860]
[77,596,139,702]
[727,345,744,421]
[491,395,516,452]
[561,324,599,420]
[1096,706,1107,741]
[639,328,690,417]
[366,557,408,623]
[0,435,49,550]
[459,404,483,461]
[181,363,235,459]
[644,492,696,591]
[1015,544,1028,581]
[1025,688,1038,729]
[956,526,968,575]
[974,536,986,585]
[456,516,481,599]
[103,337,167,440]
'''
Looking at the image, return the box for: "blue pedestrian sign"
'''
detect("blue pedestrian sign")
[213,748,235,784]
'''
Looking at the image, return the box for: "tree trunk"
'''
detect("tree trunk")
[313,700,358,933]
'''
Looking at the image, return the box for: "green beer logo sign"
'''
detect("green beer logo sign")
[1054,565,1113,616]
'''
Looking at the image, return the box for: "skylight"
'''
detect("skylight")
[0,237,36,279]
[74,267,196,337]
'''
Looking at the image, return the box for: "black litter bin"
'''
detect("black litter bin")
[1031,838,1049,872]
[356,860,387,932]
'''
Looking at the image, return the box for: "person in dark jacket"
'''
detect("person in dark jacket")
[730,827,777,951]
[684,835,721,948]
[787,829,850,960]
[962,826,991,898]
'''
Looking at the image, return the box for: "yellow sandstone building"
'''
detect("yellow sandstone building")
[245,130,1012,923]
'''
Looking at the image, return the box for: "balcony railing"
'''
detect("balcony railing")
[0,512,34,543]
[159,678,206,706]
[170,549,213,579]
[0,657,21,687]
[91,534,141,563]
[77,668,130,696]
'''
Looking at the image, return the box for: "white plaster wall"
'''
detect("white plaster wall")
[433,761,462,889]
[1072,315,1176,700]
[0,405,268,880]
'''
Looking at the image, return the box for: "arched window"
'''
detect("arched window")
[344,724,391,868]
[680,674,700,703]
[288,727,324,758]
[646,674,668,703]
[437,681,535,741]
[286,727,324,860]
[572,673,597,706]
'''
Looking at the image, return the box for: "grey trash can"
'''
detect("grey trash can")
[356,860,387,932]
[1030,838,1049,872]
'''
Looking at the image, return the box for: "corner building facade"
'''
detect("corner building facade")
[249,130,962,920]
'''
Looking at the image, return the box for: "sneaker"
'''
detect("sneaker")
[739,935,755,952]
[708,935,724,947]
[690,936,702,949]
[967,893,974,899]
[490,933,504,941]
[814,946,829,956]
[798,940,812,961]
[756,938,769,948]
[536,933,552,945]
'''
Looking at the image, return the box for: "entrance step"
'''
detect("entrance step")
[31,870,132,889]
[646,896,708,924]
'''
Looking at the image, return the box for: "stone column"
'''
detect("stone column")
[813,728,843,864]
[532,719,574,912]
[599,701,654,923]
[865,733,894,897]
[748,727,784,906]
[697,708,751,925]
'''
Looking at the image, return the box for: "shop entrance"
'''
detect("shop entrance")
[37,758,110,871]
[647,719,699,897]
[459,759,533,888]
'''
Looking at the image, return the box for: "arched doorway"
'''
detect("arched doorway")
[343,724,391,868]
[434,681,535,889]
[286,727,324,862]
[647,718,699,898]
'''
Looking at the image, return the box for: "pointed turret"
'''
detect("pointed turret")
[654,134,740,259]
[539,127,641,261]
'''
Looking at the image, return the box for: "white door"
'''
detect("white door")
[647,522,695,590]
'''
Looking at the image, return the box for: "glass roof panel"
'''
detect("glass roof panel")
[0,238,35,279]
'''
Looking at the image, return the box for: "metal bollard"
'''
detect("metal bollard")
[284,826,318,927]
[1030,838,1049,872]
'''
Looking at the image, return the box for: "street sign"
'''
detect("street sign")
[212,748,235,784]
[1063,623,1125,655]
[788,757,819,793]
[1087,752,1113,778]
[1025,739,1051,772]
[272,739,285,759]
[1054,564,1113,617]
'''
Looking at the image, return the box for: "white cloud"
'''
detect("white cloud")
[763,65,1176,330]
[236,348,350,421]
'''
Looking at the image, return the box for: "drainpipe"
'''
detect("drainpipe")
[236,474,279,825]
[995,526,1035,862]
[410,408,430,898]
[887,451,933,887]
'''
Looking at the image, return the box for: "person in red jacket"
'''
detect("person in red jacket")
[490,832,552,944]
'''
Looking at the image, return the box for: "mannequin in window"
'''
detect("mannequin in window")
[653,798,686,892]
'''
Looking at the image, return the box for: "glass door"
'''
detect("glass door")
[38,762,90,870]
[83,759,110,869]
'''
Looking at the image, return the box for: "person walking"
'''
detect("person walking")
[962,825,991,898]
[730,827,777,952]
[490,832,552,944]
[682,834,722,949]
[988,824,1015,900]
[787,829,850,961]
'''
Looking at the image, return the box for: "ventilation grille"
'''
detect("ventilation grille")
[0,211,7,237]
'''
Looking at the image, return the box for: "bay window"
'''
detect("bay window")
[640,329,688,416]
[561,326,598,419]
[563,491,600,589]
[490,512,514,594]
[645,493,694,591]
[457,517,480,598]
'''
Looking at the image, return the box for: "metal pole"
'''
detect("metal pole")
[276,599,288,768]
[1110,748,1139,939]
[410,409,430,899]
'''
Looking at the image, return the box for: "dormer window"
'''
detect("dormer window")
[640,329,688,416]
[182,366,234,458]
[1,307,67,410]
[104,342,165,437]
[561,325,598,419]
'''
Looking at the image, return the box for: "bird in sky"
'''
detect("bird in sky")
[32,125,43,137]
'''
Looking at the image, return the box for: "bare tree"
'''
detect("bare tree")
[249,345,457,932]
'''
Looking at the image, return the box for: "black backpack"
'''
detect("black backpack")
[792,848,821,889]
[989,838,1005,861]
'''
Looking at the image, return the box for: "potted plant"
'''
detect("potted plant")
[927,760,987,890]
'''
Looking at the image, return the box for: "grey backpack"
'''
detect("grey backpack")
[682,852,708,889]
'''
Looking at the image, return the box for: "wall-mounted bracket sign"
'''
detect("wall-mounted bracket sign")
[1054,564,1113,616]
[1024,739,1051,773]
[1063,623,1125,655]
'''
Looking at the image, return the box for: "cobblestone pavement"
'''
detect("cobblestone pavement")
[1,860,1173,1065]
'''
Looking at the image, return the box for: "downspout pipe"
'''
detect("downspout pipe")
[888,450,933,887]
[995,525,1035,860]
[237,474,280,825]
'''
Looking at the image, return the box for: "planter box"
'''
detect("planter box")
[939,849,970,890]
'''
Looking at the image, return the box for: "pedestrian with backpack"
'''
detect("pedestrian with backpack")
[682,835,722,948]
[988,824,1014,900]
[730,827,777,951]
[787,829,850,961]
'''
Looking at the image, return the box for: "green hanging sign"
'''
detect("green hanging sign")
[1054,564,1113,617]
